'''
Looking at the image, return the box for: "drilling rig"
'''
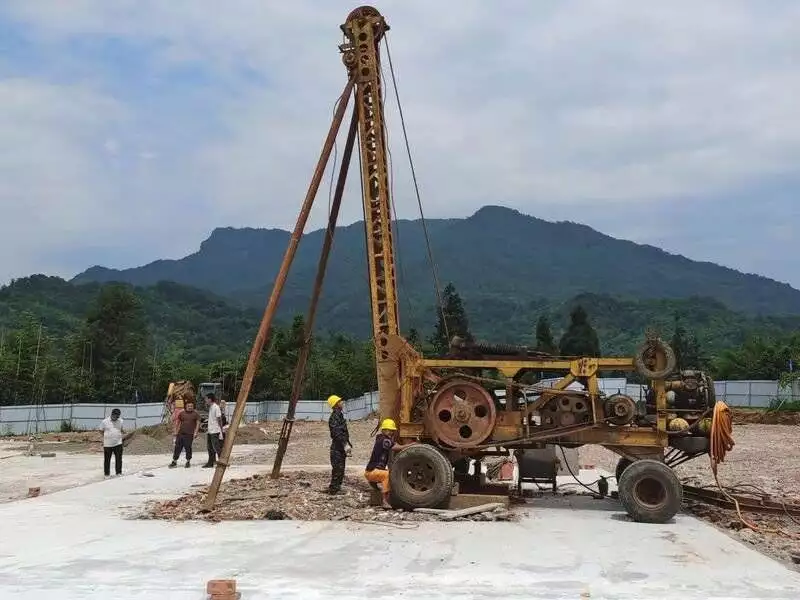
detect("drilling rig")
[205,6,725,523]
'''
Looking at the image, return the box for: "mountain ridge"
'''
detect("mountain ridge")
[72,205,800,333]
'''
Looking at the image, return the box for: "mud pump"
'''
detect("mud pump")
[204,6,731,523]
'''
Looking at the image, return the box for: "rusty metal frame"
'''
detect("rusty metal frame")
[392,337,670,457]
[202,6,679,508]
[341,7,401,424]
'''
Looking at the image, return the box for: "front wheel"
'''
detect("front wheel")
[389,444,454,509]
[618,459,682,523]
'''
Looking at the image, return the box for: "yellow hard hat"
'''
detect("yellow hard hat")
[380,418,397,431]
[327,395,343,408]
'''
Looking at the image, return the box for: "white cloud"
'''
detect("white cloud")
[1,0,799,285]
[0,79,129,278]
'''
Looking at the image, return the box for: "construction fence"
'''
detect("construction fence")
[0,391,380,436]
[0,380,792,436]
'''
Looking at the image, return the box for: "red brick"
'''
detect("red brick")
[207,580,236,594]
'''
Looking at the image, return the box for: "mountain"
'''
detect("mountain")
[72,206,800,337]
[0,275,260,363]
[3,276,800,362]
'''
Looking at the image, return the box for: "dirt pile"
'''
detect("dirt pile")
[143,470,518,524]
[731,409,800,425]
[121,424,173,455]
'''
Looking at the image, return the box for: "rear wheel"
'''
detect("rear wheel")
[618,459,682,523]
[615,457,633,482]
[390,444,454,509]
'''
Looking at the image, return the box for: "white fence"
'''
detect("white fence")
[0,379,790,436]
[0,391,381,436]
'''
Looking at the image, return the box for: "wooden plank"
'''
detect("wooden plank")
[447,493,509,511]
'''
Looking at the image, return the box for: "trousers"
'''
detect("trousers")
[329,443,346,490]
[206,433,222,466]
[103,445,123,476]
[364,469,390,496]
[173,433,194,461]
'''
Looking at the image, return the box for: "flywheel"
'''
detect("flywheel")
[428,380,497,448]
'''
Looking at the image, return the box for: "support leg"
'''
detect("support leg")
[202,78,356,511]
[271,106,359,479]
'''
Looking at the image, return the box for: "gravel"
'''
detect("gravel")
[142,470,518,524]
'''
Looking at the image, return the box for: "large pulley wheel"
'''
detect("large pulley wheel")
[389,444,454,509]
[634,338,677,380]
[618,459,682,523]
[428,380,497,448]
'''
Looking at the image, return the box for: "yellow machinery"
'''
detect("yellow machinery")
[204,6,719,523]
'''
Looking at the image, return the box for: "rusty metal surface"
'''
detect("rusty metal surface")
[341,7,400,425]
[604,393,637,426]
[428,380,497,448]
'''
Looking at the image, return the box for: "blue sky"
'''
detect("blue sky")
[0,1,798,290]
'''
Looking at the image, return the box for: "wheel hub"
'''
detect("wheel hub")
[428,380,497,448]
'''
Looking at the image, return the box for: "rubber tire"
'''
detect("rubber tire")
[390,444,454,510]
[634,339,677,380]
[615,457,633,482]
[618,459,682,523]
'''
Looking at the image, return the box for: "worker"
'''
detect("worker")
[326,394,353,494]
[364,418,414,509]
[170,399,200,468]
[99,408,124,478]
[202,393,225,468]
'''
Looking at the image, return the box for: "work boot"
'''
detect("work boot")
[169,461,177,468]
[185,461,191,468]
[202,463,214,468]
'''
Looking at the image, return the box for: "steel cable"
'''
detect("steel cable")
[383,33,449,342]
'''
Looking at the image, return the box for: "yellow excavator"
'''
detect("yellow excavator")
[163,380,222,433]
[206,6,731,522]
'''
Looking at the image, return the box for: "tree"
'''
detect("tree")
[670,315,703,370]
[534,315,557,354]
[558,305,601,357]
[429,283,472,354]
[407,327,421,350]
[78,284,151,401]
[714,333,800,380]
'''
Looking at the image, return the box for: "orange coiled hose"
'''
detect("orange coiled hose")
[709,400,735,475]
[709,400,797,537]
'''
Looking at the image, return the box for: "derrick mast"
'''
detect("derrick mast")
[340,7,402,422]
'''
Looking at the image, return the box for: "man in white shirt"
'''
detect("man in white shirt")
[99,408,125,477]
[203,393,225,468]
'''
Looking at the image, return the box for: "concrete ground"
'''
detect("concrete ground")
[1,446,799,599]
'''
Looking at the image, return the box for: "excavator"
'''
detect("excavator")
[204,6,731,523]
[163,380,223,433]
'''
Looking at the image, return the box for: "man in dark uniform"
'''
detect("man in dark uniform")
[326,394,352,494]
[364,418,414,508]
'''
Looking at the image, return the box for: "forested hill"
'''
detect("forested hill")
[72,206,800,338]
[3,275,800,360]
